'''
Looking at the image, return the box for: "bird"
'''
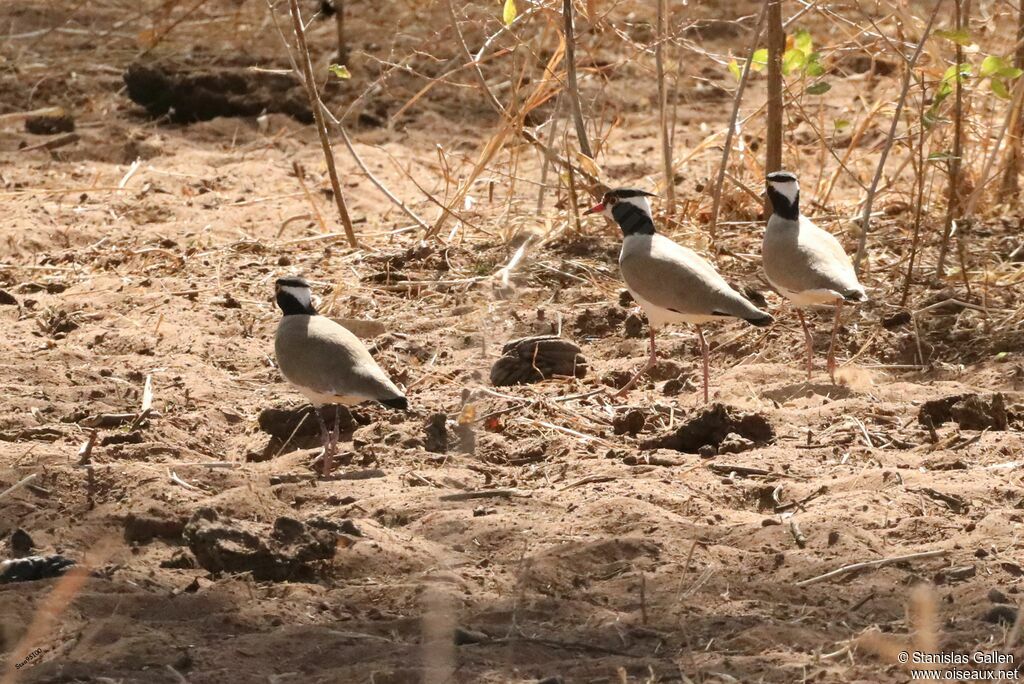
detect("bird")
[273,276,407,476]
[762,171,867,383]
[585,188,773,402]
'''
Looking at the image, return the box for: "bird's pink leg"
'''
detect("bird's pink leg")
[796,309,813,381]
[315,406,335,477]
[696,324,710,404]
[826,300,844,384]
[615,326,658,397]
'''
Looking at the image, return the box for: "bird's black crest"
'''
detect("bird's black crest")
[276,276,311,290]
[604,188,657,202]
[766,171,798,184]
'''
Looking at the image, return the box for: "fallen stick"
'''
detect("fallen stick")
[559,474,616,491]
[77,430,98,466]
[19,133,79,153]
[80,412,161,428]
[439,488,526,501]
[0,474,38,501]
[796,549,948,587]
[708,463,772,478]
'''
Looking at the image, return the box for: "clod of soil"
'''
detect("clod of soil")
[0,289,16,306]
[183,508,337,582]
[718,432,756,455]
[641,403,774,454]
[424,413,449,453]
[25,107,75,135]
[623,313,645,338]
[918,393,1009,430]
[489,336,587,386]
[982,605,1019,626]
[574,306,628,337]
[123,62,312,124]
[882,310,912,329]
[123,510,187,544]
[10,529,34,557]
[612,409,646,436]
[258,404,355,440]
[0,555,76,583]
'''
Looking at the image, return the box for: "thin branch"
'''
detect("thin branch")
[708,0,771,241]
[337,127,430,231]
[796,549,948,587]
[935,0,966,278]
[285,0,358,248]
[563,0,593,158]
[852,0,941,274]
[655,0,675,214]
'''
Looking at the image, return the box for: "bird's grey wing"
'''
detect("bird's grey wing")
[621,239,766,319]
[764,217,865,299]
[276,318,403,401]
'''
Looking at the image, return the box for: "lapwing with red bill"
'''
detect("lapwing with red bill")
[585,188,773,402]
[763,171,867,382]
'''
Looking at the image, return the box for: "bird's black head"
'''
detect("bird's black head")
[766,171,800,221]
[275,277,317,316]
[584,188,658,236]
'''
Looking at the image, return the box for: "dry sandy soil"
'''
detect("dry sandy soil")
[1,1,1023,683]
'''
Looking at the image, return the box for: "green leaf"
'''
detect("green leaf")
[328,64,351,79]
[1000,66,1024,79]
[981,54,1007,78]
[728,59,741,80]
[806,81,831,95]
[782,48,805,76]
[934,28,972,46]
[794,28,813,54]
[941,62,973,83]
[833,118,851,132]
[928,150,955,161]
[751,48,768,71]
[804,51,825,77]
[991,77,1011,99]
[502,0,517,26]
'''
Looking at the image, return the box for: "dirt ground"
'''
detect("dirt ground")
[1,1,1023,683]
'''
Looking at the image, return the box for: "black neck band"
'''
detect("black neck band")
[611,203,656,236]
[276,291,317,316]
[767,187,800,221]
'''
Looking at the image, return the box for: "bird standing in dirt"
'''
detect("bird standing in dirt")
[762,171,867,382]
[585,188,773,402]
[273,277,407,476]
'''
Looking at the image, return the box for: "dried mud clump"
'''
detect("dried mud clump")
[123,62,312,124]
[424,413,449,453]
[490,336,587,386]
[918,393,1010,431]
[25,107,75,135]
[183,508,337,582]
[573,306,628,338]
[641,403,774,454]
[124,509,187,544]
[257,404,356,440]
[613,409,646,436]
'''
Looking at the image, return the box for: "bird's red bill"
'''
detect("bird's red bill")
[584,202,604,215]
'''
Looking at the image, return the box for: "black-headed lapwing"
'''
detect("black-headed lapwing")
[763,171,867,383]
[274,277,407,475]
[585,188,773,403]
